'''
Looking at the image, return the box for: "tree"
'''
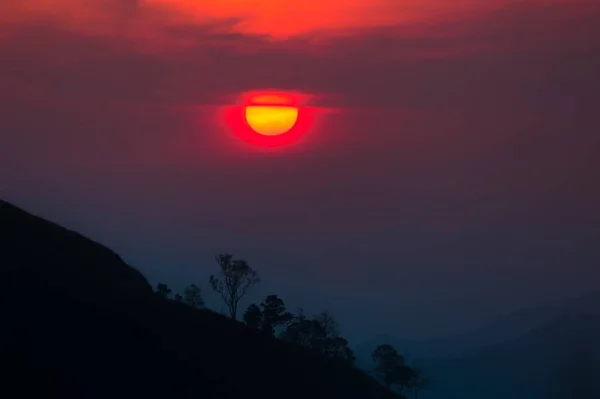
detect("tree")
[322,336,355,363]
[409,369,429,399]
[372,344,415,393]
[243,295,293,337]
[209,253,259,320]
[280,312,355,363]
[314,311,340,338]
[243,304,263,329]
[183,284,204,309]
[313,312,354,362]
[260,295,293,336]
[174,293,183,302]
[295,307,306,320]
[155,283,172,299]
[280,316,326,349]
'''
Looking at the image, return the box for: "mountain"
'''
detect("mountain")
[0,199,397,399]
[419,311,600,399]
[0,199,153,300]
[354,290,600,368]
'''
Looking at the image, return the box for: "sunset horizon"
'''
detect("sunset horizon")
[1,1,599,397]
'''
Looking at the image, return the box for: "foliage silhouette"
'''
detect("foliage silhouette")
[183,284,205,309]
[155,283,172,299]
[243,303,262,327]
[372,344,417,394]
[280,311,356,363]
[210,253,259,320]
[408,369,428,399]
[315,311,341,338]
[243,294,293,337]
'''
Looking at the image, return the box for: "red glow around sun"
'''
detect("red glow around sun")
[224,91,315,148]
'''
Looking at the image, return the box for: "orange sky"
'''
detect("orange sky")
[3,0,557,39]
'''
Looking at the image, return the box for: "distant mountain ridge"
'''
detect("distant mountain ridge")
[418,311,600,399]
[354,289,600,368]
[351,266,599,398]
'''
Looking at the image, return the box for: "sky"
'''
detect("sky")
[1,0,599,343]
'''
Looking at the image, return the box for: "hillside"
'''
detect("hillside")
[0,199,397,399]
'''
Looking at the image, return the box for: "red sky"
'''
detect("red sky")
[2,0,525,38]
[1,0,599,341]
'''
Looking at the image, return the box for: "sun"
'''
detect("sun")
[224,91,314,148]
[245,105,299,136]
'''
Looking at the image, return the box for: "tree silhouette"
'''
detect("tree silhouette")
[260,295,294,336]
[280,316,326,349]
[322,336,355,362]
[313,312,354,362]
[243,295,293,337]
[209,253,259,320]
[314,311,340,338]
[409,369,428,399]
[183,284,204,309]
[155,283,172,299]
[243,303,263,329]
[372,344,415,393]
[280,311,355,363]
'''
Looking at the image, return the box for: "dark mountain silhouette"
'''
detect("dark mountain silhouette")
[418,311,600,399]
[0,199,397,399]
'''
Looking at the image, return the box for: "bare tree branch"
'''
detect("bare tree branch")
[209,253,259,320]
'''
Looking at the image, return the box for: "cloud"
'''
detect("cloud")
[1,0,598,111]
[2,0,401,40]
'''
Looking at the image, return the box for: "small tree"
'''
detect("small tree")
[315,312,354,363]
[209,253,259,320]
[280,317,326,349]
[322,336,355,363]
[372,344,415,394]
[314,311,340,338]
[244,295,293,337]
[260,295,293,336]
[243,304,263,329]
[280,311,354,363]
[409,369,428,399]
[155,283,172,299]
[183,284,204,309]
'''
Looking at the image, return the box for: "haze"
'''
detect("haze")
[1,0,599,345]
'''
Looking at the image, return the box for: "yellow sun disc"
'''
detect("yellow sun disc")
[245,105,299,136]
